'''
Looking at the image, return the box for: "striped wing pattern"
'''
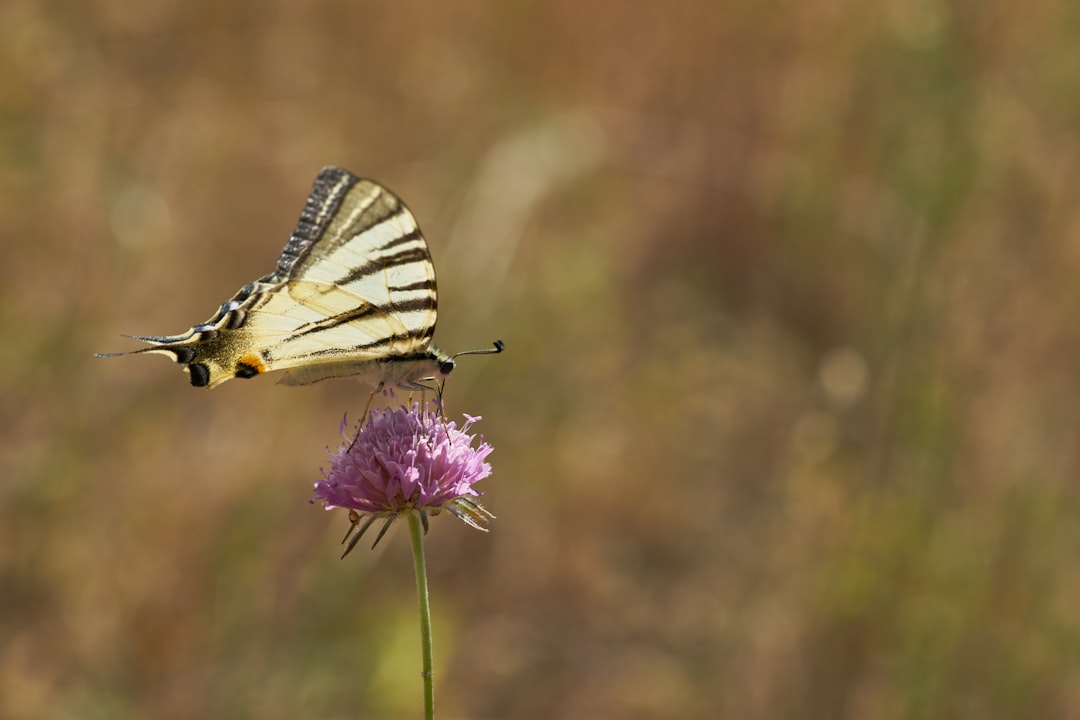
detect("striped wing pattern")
[104,167,451,389]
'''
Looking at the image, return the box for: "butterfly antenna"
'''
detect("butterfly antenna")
[451,339,505,361]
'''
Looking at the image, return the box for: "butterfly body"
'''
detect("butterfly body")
[101,168,466,390]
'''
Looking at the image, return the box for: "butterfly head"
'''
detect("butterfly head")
[426,339,505,384]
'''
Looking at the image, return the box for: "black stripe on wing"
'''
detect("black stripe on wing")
[376,227,424,252]
[334,186,405,243]
[280,296,437,345]
[389,279,436,292]
[334,246,434,287]
[273,328,437,362]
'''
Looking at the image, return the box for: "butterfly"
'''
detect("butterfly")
[98,167,502,392]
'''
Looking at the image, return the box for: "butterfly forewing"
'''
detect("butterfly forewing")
[264,176,439,375]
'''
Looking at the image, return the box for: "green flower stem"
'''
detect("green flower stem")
[408,511,435,720]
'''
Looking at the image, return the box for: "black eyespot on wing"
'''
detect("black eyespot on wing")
[189,363,211,387]
[172,346,196,364]
[234,361,261,379]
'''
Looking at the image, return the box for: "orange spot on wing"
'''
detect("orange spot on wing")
[237,353,268,376]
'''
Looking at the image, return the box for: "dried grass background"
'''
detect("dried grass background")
[3,1,1080,718]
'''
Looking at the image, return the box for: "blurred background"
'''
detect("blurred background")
[3,1,1080,718]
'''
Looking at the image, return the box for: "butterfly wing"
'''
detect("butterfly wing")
[261,170,441,385]
[101,168,447,388]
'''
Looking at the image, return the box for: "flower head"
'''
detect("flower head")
[312,404,495,554]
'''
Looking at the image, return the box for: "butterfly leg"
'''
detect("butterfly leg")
[433,380,456,444]
[348,382,384,450]
[434,379,447,422]
[397,380,444,418]
[397,379,449,445]
[419,380,451,441]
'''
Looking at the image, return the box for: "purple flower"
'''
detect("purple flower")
[313,404,495,554]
